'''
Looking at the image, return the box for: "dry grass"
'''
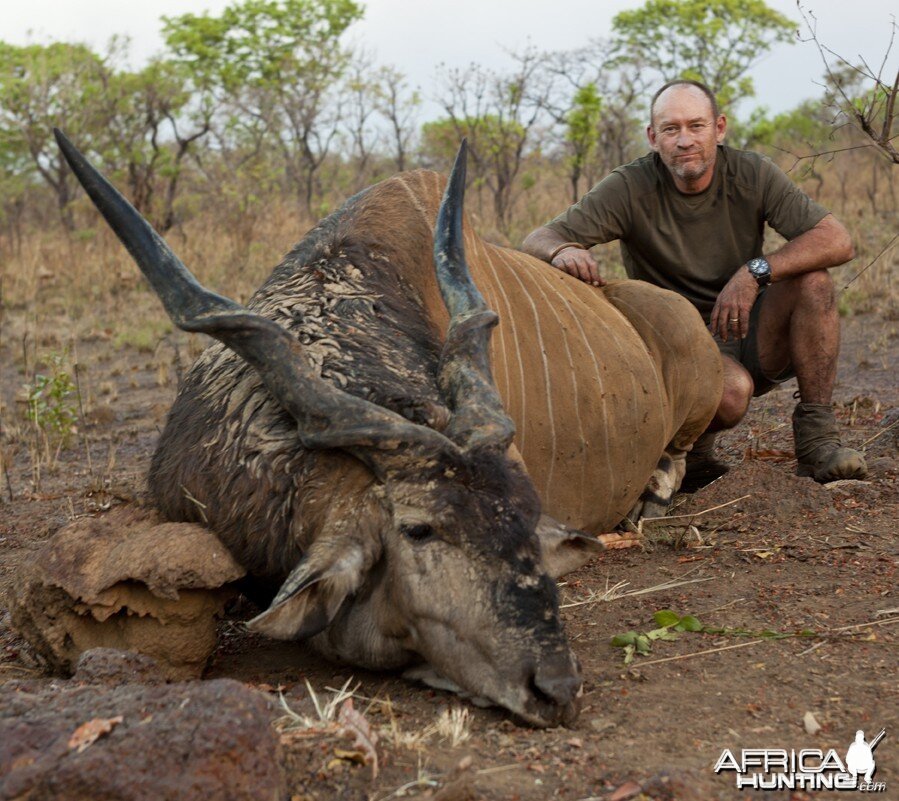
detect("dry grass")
[275,677,359,733]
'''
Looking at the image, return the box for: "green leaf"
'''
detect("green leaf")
[677,615,703,632]
[653,609,681,628]
[646,627,679,641]
[611,631,639,647]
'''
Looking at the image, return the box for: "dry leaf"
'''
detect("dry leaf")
[337,698,378,778]
[608,780,643,801]
[68,716,123,753]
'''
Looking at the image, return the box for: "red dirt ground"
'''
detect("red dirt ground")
[1,309,896,801]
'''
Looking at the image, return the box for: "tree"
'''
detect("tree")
[563,83,602,203]
[434,49,554,235]
[163,0,363,215]
[612,0,796,110]
[542,40,649,197]
[0,41,111,228]
[100,59,211,231]
[373,65,421,173]
[0,124,31,253]
[340,50,382,191]
[798,7,899,166]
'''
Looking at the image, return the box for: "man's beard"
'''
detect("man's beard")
[667,152,712,182]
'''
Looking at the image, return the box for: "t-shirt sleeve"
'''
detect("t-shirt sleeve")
[544,171,632,246]
[759,157,830,240]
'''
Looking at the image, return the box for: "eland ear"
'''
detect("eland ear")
[536,515,605,578]
[247,533,380,640]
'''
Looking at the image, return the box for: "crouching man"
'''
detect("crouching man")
[522,79,866,489]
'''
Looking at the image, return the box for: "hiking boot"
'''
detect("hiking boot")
[681,431,729,493]
[792,402,867,482]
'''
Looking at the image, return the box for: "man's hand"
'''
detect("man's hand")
[551,247,606,287]
[710,265,759,341]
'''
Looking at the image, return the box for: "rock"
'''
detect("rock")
[0,678,285,801]
[8,506,245,680]
[73,649,164,686]
[588,715,617,734]
[803,710,822,735]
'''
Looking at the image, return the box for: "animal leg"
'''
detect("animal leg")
[626,446,687,522]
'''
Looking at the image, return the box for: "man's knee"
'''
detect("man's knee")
[795,270,836,309]
[714,360,753,429]
[789,270,836,313]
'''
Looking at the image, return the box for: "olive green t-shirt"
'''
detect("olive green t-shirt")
[545,145,830,319]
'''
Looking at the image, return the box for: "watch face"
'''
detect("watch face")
[748,258,771,285]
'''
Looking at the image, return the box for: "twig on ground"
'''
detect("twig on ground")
[476,764,520,775]
[373,754,440,801]
[697,597,747,616]
[861,417,899,448]
[560,579,630,609]
[561,571,714,610]
[640,495,751,523]
[635,616,899,667]
[798,641,829,657]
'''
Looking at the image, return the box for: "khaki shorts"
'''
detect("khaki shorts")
[712,287,796,396]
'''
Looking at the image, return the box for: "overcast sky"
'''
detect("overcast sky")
[4,0,897,119]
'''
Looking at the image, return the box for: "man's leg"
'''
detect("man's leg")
[681,356,752,492]
[708,356,754,431]
[754,270,866,480]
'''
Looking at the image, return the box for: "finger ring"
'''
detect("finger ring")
[729,318,739,323]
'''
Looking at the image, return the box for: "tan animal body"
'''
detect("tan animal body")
[358,170,723,530]
[57,132,720,727]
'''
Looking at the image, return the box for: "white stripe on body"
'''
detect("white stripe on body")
[500,255,589,523]
[493,249,558,508]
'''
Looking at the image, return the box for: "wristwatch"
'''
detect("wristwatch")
[747,257,772,287]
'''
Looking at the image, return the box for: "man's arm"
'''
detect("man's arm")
[710,214,855,341]
[521,225,605,287]
[766,213,855,278]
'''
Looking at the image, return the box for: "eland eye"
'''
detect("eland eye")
[402,523,436,543]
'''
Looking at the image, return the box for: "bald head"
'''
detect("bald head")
[650,80,719,127]
[646,79,726,193]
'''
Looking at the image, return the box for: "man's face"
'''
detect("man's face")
[646,86,726,190]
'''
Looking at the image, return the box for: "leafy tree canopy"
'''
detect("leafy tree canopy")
[421,116,526,168]
[162,0,364,93]
[612,0,796,110]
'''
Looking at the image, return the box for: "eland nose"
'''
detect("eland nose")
[533,654,582,707]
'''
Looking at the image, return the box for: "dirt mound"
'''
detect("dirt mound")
[8,506,245,680]
[677,459,839,524]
